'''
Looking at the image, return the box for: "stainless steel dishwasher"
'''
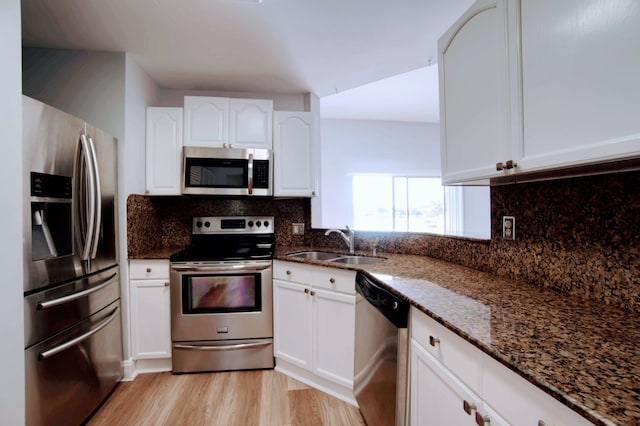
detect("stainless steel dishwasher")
[354,272,410,426]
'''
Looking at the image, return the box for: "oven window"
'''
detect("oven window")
[182,274,261,313]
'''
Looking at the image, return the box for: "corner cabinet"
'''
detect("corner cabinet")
[183,96,273,149]
[273,111,316,197]
[409,307,591,426]
[440,0,640,184]
[273,260,356,404]
[129,260,172,374]
[145,107,183,195]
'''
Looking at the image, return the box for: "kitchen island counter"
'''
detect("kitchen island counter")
[276,247,640,426]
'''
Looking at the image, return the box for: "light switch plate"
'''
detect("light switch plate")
[292,223,305,235]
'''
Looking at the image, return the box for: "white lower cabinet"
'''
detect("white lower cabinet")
[273,260,356,404]
[409,307,590,426]
[129,260,172,375]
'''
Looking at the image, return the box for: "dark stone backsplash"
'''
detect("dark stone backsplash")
[127,169,640,312]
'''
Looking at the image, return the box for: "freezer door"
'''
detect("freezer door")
[84,124,118,274]
[25,300,123,426]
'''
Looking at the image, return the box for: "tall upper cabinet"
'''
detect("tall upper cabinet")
[439,0,518,184]
[145,107,183,195]
[183,96,273,149]
[440,0,640,184]
[273,111,316,197]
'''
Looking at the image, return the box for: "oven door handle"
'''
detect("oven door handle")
[171,263,272,273]
[173,341,271,351]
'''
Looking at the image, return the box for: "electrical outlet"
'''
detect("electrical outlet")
[292,223,305,235]
[502,216,515,240]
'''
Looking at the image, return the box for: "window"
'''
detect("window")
[353,175,444,233]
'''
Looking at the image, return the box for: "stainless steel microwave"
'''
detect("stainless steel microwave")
[182,146,273,196]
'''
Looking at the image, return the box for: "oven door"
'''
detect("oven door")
[170,261,273,342]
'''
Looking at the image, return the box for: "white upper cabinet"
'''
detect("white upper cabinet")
[183,96,229,147]
[440,0,640,184]
[518,0,640,171]
[229,98,273,149]
[145,107,183,195]
[439,0,517,184]
[273,111,316,197]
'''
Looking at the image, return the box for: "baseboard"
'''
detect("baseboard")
[275,359,358,407]
[121,358,172,381]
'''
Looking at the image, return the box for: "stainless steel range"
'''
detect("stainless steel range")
[169,216,275,373]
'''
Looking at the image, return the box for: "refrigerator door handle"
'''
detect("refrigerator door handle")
[87,136,102,259]
[38,306,119,361]
[79,134,96,261]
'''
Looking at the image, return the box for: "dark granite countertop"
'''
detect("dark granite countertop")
[276,247,640,426]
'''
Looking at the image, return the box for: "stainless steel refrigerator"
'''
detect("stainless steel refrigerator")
[22,96,122,426]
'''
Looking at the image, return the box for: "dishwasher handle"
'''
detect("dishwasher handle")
[356,272,409,328]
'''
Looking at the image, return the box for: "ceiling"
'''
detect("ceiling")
[21,0,473,122]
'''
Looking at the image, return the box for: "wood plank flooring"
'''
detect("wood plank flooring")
[87,370,365,426]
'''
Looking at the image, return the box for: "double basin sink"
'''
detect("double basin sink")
[286,251,385,265]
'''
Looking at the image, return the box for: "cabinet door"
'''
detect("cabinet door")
[273,111,316,197]
[229,98,273,149]
[410,339,481,426]
[130,279,171,359]
[312,288,355,388]
[145,107,183,195]
[183,96,229,147]
[519,0,640,172]
[438,0,516,184]
[273,280,313,370]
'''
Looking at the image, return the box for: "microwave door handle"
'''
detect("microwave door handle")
[247,153,253,195]
[79,134,96,261]
[87,136,102,259]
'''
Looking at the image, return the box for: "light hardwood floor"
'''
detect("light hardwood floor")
[87,370,365,426]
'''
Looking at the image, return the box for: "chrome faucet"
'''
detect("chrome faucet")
[325,226,355,254]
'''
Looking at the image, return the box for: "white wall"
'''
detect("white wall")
[316,119,441,228]
[156,88,306,111]
[0,0,25,424]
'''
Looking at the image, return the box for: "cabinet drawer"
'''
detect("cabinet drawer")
[273,260,314,283]
[482,354,591,426]
[129,259,170,280]
[411,307,481,393]
[312,266,356,295]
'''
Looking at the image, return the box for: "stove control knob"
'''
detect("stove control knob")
[204,221,211,228]
[263,220,270,228]
[196,221,203,228]
[256,221,262,227]
[248,221,254,227]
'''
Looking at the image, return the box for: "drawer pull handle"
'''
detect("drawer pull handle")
[329,278,336,284]
[429,336,440,347]
[463,400,476,415]
[475,412,490,426]
[146,268,152,273]
[304,288,310,294]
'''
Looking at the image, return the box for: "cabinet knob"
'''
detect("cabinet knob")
[286,270,292,275]
[538,422,547,426]
[146,268,152,273]
[164,282,169,287]
[304,288,310,294]
[475,412,490,426]
[310,290,316,296]
[429,336,440,347]
[496,162,505,171]
[329,278,336,284]
[463,400,477,415]
[505,160,517,170]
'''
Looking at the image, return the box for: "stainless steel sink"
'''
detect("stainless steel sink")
[286,251,344,261]
[329,256,385,265]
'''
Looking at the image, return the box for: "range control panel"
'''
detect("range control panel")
[192,216,274,234]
